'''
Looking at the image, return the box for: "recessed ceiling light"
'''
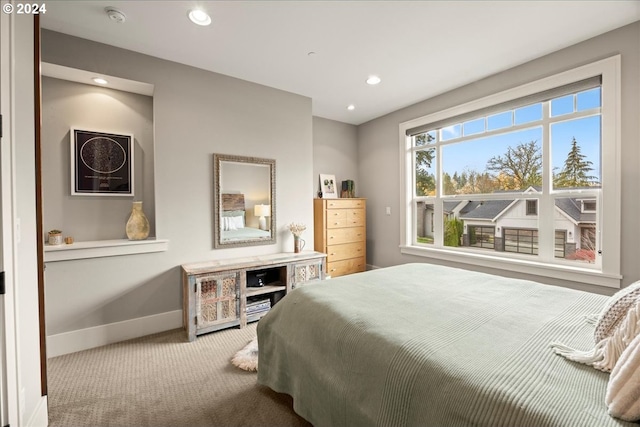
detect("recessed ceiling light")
[92,77,108,85]
[366,75,381,85]
[347,104,355,111]
[188,9,211,26]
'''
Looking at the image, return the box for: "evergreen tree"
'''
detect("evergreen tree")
[415,147,435,196]
[554,137,597,188]
[444,217,464,247]
[442,172,454,195]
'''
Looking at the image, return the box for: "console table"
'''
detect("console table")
[181,251,326,341]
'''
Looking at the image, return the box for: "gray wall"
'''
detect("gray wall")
[42,30,314,336]
[357,22,640,295]
[313,116,359,197]
[41,77,156,241]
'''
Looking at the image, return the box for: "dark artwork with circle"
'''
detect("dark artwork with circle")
[72,129,133,195]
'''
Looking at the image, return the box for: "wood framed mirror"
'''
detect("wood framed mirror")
[213,154,276,248]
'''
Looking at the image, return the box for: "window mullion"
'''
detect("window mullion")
[434,144,443,248]
[538,101,554,262]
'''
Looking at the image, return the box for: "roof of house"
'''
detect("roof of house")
[554,198,596,223]
[455,197,596,223]
[443,201,460,213]
[421,196,596,224]
[459,200,514,220]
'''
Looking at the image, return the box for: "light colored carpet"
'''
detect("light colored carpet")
[47,323,310,427]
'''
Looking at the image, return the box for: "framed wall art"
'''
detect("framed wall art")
[71,128,134,196]
[319,173,337,199]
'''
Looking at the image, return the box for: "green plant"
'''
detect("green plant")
[48,229,62,234]
[444,218,463,247]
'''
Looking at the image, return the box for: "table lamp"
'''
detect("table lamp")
[254,204,270,230]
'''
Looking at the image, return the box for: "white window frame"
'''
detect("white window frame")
[399,56,621,288]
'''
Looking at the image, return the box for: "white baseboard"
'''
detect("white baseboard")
[26,395,48,427]
[47,310,183,358]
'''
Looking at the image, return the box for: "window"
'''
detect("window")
[400,56,621,288]
[526,200,537,215]
[555,230,566,258]
[468,226,495,249]
[582,200,597,213]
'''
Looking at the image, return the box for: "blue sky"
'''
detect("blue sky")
[428,88,601,184]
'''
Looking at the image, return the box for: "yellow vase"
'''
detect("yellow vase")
[126,201,150,240]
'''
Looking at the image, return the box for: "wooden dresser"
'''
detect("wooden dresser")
[313,198,366,277]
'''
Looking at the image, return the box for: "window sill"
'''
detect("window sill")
[44,238,169,262]
[400,245,621,289]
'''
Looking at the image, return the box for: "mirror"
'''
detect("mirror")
[213,154,276,248]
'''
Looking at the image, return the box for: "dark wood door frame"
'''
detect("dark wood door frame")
[34,14,47,396]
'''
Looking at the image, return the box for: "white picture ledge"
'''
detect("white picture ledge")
[44,238,169,262]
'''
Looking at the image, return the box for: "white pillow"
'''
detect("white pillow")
[223,217,237,231]
[551,293,640,372]
[595,281,640,342]
[606,314,640,421]
[230,215,244,229]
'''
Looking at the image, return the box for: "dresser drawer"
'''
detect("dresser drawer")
[327,258,366,278]
[325,199,365,209]
[326,209,348,228]
[326,241,365,263]
[347,209,365,226]
[326,226,365,245]
[326,209,364,228]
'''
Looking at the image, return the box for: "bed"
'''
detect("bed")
[220,193,271,241]
[257,263,636,427]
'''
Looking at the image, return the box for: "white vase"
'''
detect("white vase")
[48,232,63,246]
[126,201,150,240]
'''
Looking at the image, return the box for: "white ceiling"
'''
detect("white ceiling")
[41,1,640,125]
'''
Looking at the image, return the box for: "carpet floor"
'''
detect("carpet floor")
[47,323,311,427]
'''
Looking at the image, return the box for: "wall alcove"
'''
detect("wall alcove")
[40,63,167,262]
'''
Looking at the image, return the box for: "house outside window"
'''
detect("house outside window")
[581,200,597,213]
[399,57,621,288]
[468,226,495,249]
[504,228,538,255]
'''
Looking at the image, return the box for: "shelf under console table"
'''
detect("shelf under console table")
[181,251,327,341]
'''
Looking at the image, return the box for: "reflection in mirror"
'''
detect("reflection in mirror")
[213,154,276,248]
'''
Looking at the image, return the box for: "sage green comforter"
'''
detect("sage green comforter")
[257,263,634,427]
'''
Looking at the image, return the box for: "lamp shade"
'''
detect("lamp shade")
[254,204,270,217]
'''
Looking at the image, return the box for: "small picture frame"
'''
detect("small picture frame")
[71,128,134,196]
[319,173,337,199]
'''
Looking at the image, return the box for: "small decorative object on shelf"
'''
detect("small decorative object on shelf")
[319,173,337,199]
[341,180,355,198]
[288,222,306,253]
[48,230,63,246]
[64,236,74,244]
[126,201,150,240]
